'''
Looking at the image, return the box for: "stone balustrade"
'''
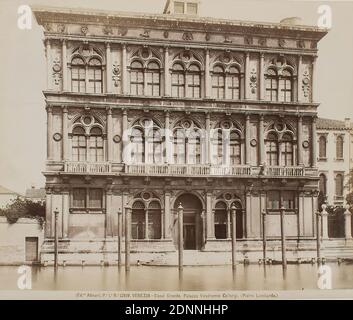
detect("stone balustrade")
[64,161,112,174]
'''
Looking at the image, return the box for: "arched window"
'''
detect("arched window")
[131,128,145,163]
[279,69,293,102]
[335,174,344,197]
[149,128,163,164]
[171,63,185,98]
[89,127,104,162]
[214,202,227,239]
[281,133,294,166]
[319,173,327,195]
[319,136,327,159]
[186,64,201,98]
[230,131,242,165]
[212,66,225,99]
[213,130,223,165]
[173,129,186,164]
[227,66,240,100]
[71,58,86,93]
[265,68,278,102]
[130,61,144,95]
[188,129,201,164]
[146,62,160,96]
[72,126,86,161]
[132,201,145,239]
[336,136,344,159]
[266,132,279,166]
[148,201,162,239]
[87,58,103,93]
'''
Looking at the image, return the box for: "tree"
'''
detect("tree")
[0,197,45,225]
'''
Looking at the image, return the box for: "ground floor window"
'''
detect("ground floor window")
[267,190,296,212]
[214,201,243,239]
[71,188,104,213]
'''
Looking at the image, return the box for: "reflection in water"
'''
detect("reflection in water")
[0,263,353,291]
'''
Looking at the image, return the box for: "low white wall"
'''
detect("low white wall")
[0,216,44,265]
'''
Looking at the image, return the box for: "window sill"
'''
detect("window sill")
[69,208,105,214]
[334,158,344,162]
[317,157,327,162]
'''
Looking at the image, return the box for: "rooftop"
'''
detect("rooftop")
[32,5,328,40]
[317,118,352,130]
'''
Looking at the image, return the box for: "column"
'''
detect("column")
[344,205,352,239]
[122,191,129,237]
[122,109,128,163]
[106,190,113,237]
[121,44,128,95]
[46,39,52,90]
[145,210,149,239]
[297,55,303,102]
[45,189,52,238]
[245,114,251,165]
[106,42,112,93]
[206,192,215,239]
[164,192,171,239]
[165,111,171,163]
[297,115,303,166]
[107,107,113,162]
[311,56,317,102]
[259,53,265,100]
[245,190,251,238]
[321,204,329,239]
[47,106,53,160]
[62,39,68,91]
[62,106,68,161]
[226,209,231,239]
[206,113,211,164]
[164,47,171,96]
[259,114,265,165]
[244,52,250,99]
[311,116,317,168]
[205,49,211,98]
[62,190,69,238]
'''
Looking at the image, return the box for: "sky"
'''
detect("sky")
[0,0,352,194]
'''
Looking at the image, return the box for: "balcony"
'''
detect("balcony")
[64,161,112,174]
[124,164,311,178]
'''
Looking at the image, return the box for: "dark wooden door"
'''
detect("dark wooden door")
[25,237,38,262]
[183,225,196,249]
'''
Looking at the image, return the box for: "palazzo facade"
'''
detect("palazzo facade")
[33,1,334,263]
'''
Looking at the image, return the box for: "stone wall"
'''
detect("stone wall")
[0,217,44,265]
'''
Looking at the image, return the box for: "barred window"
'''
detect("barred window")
[72,188,104,211]
[279,69,293,102]
[266,132,279,166]
[131,128,145,163]
[227,66,240,100]
[171,63,185,98]
[336,136,344,159]
[186,64,201,98]
[265,68,278,102]
[230,131,241,165]
[72,126,86,161]
[281,133,294,166]
[89,127,104,162]
[145,62,160,97]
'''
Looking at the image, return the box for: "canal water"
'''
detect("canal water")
[1,263,353,291]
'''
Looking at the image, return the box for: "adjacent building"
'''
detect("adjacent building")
[32,1,353,264]
[0,185,20,209]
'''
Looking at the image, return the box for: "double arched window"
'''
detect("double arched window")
[211,65,241,100]
[212,129,242,165]
[129,119,163,164]
[265,68,293,102]
[336,136,344,159]
[319,136,327,159]
[173,129,201,164]
[265,131,294,166]
[171,63,201,98]
[72,126,104,162]
[130,61,161,96]
[131,200,162,240]
[71,57,103,94]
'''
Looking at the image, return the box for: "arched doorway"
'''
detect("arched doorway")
[174,193,203,250]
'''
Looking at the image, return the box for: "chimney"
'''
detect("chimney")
[345,118,351,128]
[163,0,200,16]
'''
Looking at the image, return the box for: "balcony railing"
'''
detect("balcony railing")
[265,166,305,177]
[125,164,308,177]
[64,161,111,174]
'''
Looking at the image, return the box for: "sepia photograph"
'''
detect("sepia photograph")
[0,0,353,304]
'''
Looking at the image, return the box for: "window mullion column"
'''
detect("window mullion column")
[145,209,149,240]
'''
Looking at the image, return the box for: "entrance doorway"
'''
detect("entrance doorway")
[174,193,203,250]
[25,237,39,262]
